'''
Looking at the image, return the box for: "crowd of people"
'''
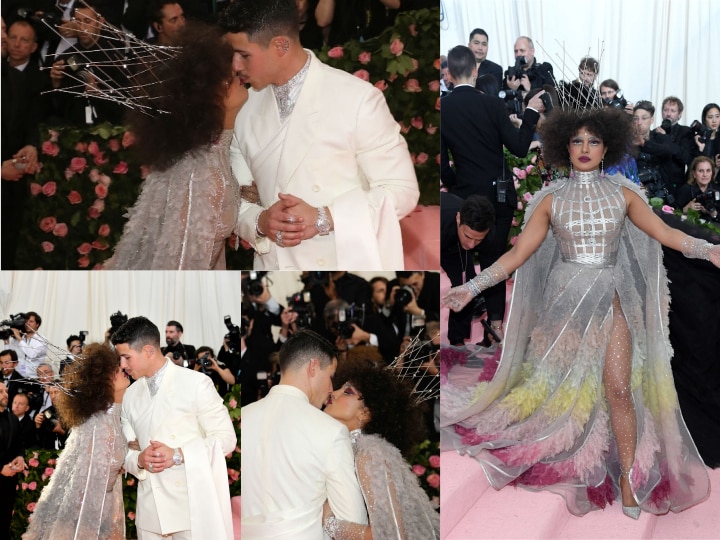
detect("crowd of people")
[0,311,239,538]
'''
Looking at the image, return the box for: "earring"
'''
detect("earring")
[569,163,575,178]
[600,158,605,178]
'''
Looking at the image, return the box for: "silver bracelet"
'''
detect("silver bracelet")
[323,515,339,537]
[680,236,712,261]
[468,261,509,296]
[255,211,265,238]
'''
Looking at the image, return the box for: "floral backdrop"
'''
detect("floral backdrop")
[13,7,440,270]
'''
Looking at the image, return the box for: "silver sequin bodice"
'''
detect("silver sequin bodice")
[551,171,626,267]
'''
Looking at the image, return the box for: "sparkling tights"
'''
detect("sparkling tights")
[602,294,637,506]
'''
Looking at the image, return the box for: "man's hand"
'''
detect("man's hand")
[139,440,180,473]
[526,90,546,113]
[345,323,371,346]
[505,74,521,91]
[50,59,66,89]
[1,160,24,181]
[257,197,306,247]
[277,193,335,241]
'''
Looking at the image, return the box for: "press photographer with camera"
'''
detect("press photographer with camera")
[676,156,720,221]
[6,311,47,378]
[194,345,237,397]
[161,320,196,368]
[691,103,720,178]
[652,96,694,197]
[599,79,634,115]
[501,36,554,95]
[32,376,67,450]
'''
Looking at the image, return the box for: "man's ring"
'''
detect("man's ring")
[286,215,296,224]
[149,463,153,471]
[276,230,284,247]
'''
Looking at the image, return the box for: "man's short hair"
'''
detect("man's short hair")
[196,345,214,358]
[0,349,18,363]
[278,329,336,372]
[66,335,81,348]
[217,0,298,43]
[578,56,598,73]
[369,276,388,288]
[24,311,42,327]
[634,100,655,116]
[447,45,476,80]
[12,392,29,406]
[166,320,183,333]
[662,96,684,114]
[518,36,534,49]
[111,316,161,350]
[149,0,180,25]
[9,20,38,42]
[37,362,54,374]
[468,28,488,42]
[460,195,496,232]
[395,271,422,280]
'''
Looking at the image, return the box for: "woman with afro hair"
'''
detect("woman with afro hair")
[322,362,439,539]
[442,106,718,520]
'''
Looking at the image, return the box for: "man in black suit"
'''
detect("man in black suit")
[468,28,503,89]
[441,45,544,335]
[11,392,35,450]
[502,36,555,94]
[441,193,502,345]
[0,383,26,539]
[1,349,28,406]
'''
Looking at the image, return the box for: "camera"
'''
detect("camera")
[498,89,523,117]
[660,119,672,132]
[224,315,241,353]
[0,314,27,341]
[287,291,315,328]
[241,271,267,297]
[66,55,95,84]
[603,90,627,110]
[41,408,59,430]
[16,8,61,28]
[394,285,415,309]
[695,189,720,213]
[302,271,330,287]
[337,304,366,340]
[540,92,554,114]
[638,167,674,204]
[109,311,128,338]
[690,120,713,144]
[510,55,527,80]
[78,330,89,345]
[199,351,226,372]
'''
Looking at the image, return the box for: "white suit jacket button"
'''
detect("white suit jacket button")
[317,259,325,266]
[312,184,320,192]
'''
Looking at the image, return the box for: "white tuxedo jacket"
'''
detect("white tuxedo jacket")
[121,361,236,538]
[241,385,367,539]
[232,50,419,270]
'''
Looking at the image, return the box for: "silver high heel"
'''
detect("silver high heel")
[620,469,640,520]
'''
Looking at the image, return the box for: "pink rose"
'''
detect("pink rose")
[93,152,109,166]
[428,80,440,92]
[75,142,88,153]
[126,477,135,486]
[91,199,105,212]
[22,483,28,490]
[516,170,527,180]
[38,217,57,234]
[426,473,440,489]
[514,179,520,189]
[41,140,59,156]
[398,121,410,134]
[411,58,419,72]
[47,459,56,465]
[526,165,534,174]
[48,129,59,143]
[229,398,238,409]
[78,255,90,268]
[52,223,68,237]
[511,217,519,227]
[517,201,524,210]
[64,168,75,180]
[87,141,100,156]
[510,235,519,245]
[91,240,109,251]
[69,157,87,173]
[412,464,426,476]
[327,46,344,58]
[389,38,404,56]
[77,242,93,255]
[428,455,440,468]
[108,138,120,152]
[30,183,42,196]
[661,205,674,214]
[228,468,240,482]
[410,116,424,130]
[95,184,108,199]
[352,69,370,82]
[28,481,37,490]
[68,190,82,204]
[41,181,57,196]
[89,168,101,183]
[44,467,54,477]
[374,80,388,91]
[113,161,128,174]
[523,192,533,202]
[433,58,441,69]
[416,152,429,165]
[127,512,136,520]
[358,51,371,64]
[408,24,418,36]
[27,502,36,512]
[98,224,111,237]
[41,241,54,253]
[435,97,441,110]
[122,131,135,149]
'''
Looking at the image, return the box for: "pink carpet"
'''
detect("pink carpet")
[439,270,720,538]
[401,205,440,270]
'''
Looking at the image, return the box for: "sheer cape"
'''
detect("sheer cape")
[105,130,239,270]
[23,405,126,539]
[442,173,710,515]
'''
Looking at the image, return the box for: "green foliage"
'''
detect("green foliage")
[406,439,440,508]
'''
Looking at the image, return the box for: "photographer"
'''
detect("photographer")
[8,311,47,377]
[677,157,719,221]
[691,103,720,176]
[303,271,372,329]
[161,320,196,368]
[502,36,554,94]
[632,101,677,205]
[599,79,634,115]
[33,382,67,450]
[61,332,86,374]
[194,345,237,397]
[653,96,694,197]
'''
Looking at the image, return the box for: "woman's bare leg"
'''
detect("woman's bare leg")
[602,294,637,507]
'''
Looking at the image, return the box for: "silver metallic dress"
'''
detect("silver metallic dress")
[442,172,710,515]
[105,129,239,270]
[23,404,126,539]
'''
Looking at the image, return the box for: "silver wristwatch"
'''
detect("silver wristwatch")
[172,447,182,466]
[315,206,331,236]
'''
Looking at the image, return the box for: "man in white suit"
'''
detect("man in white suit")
[220,0,419,270]
[112,317,236,540]
[241,330,367,539]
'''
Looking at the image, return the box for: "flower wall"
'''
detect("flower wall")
[14,7,440,270]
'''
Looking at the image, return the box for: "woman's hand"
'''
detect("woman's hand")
[710,246,720,268]
[442,283,474,312]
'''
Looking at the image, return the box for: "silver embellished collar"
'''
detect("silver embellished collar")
[349,428,362,446]
[573,170,602,184]
[272,52,311,122]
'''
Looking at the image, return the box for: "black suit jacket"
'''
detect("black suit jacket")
[4,371,29,406]
[476,59,503,89]
[441,85,540,201]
